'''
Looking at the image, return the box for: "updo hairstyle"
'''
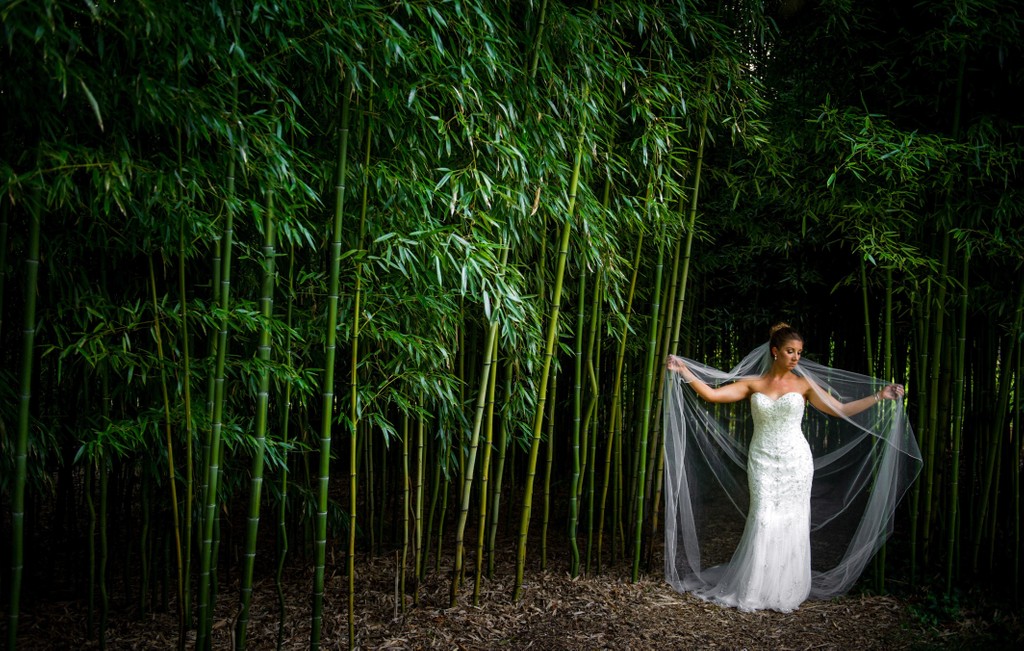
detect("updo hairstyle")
[769,322,803,351]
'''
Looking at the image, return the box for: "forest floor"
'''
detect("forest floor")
[14,541,1023,650]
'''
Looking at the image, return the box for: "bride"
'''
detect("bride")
[663,323,922,612]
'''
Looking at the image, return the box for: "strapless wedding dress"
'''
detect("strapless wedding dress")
[693,391,813,612]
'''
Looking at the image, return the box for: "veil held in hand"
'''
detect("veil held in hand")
[663,342,923,599]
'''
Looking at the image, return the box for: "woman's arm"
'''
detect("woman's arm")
[807,382,905,418]
[667,355,752,404]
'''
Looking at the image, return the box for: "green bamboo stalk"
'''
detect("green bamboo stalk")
[487,360,513,578]
[140,472,151,615]
[946,249,969,592]
[236,188,277,649]
[972,280,1024,571]
[7,193,41,651]
[147,255,184,632]
[598,234,644,572]
[86,461,96,637]
[366,416,376,555]
[860,258,875,376]
[644,228,683,568]
[527,0,549,81]
[473,335,501,605]
[568,270,586,576]
[909,285,930,583]
[311,73,351,650]
[99,452,109,651]
[632,222,667,581]
[923,234,951,561]
[401,413,410,614]
[541,370,557,570]
[177,203,194,651]
[513,119,584,600]
[452,292,504,606]
[173,65,194,649]
[197,9,241,646]
[584,276,603,575]
[97,303,111,651]
[346,83,373,647]
[875,265,895,592]
[414,410,425,604]
[276,242,295,651]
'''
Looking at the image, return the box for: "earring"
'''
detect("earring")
[773,354,777,360]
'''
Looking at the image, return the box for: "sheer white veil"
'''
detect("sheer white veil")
[663,342,923,599]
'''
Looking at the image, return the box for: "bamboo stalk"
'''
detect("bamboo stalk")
[972,280,1024,571]
[451,317,500,605]
[473,335,501,605]
[568,270,586,576]
[413,411,425,604]
[945,250,969,592]
[542,370,557,570]
[346,81,373,646]
[514,120,585,600]
[632,221,666,581]
[197,8,241,646]
[923,233,950,561]
[487,361,513,578]
[147,255,184,634]
[275,242,295,651]
[7,191,41,651]
[236,188,277,648]
[598,233,643,572]
[311,74,352,650]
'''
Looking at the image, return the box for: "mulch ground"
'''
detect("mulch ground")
[13,546,1022,650]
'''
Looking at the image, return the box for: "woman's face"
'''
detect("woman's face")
[773,338,803,370]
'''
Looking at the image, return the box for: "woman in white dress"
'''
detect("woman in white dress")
[663,323,921,612]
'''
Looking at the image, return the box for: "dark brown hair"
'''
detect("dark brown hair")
[769,322,803,351]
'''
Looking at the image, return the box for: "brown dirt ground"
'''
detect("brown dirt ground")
[13,546,1022,650]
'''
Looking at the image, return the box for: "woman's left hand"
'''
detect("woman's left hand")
[879,384,905,401]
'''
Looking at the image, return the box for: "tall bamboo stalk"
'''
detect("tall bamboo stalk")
[174,66,195,649]
[197,9,241,647]
[568,270,586,576]
[923,234,951,561]
[473,335,501,605]
[860,259,875,376]
[236,188,277,648]
[147,255,184,638]
[6,192,41,651]
[972,280,1024,570]
[275,242,295,651]
[597,234,643,572]
[946,249,969,592]
[451,314,502,605]
[909,282,930,583]
[346,85,373,647]
[413,411,426,604]
[310,75,351,650]
[583,275,603,574]
[632,221,666,581]
[541,370,557,570]
[487,361,513,577]
[513,119,585,600]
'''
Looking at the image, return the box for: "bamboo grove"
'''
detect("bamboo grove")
[1,1,1022,648]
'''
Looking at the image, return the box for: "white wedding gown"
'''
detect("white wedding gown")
[692,391,813,612]
[663,344,922,612]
